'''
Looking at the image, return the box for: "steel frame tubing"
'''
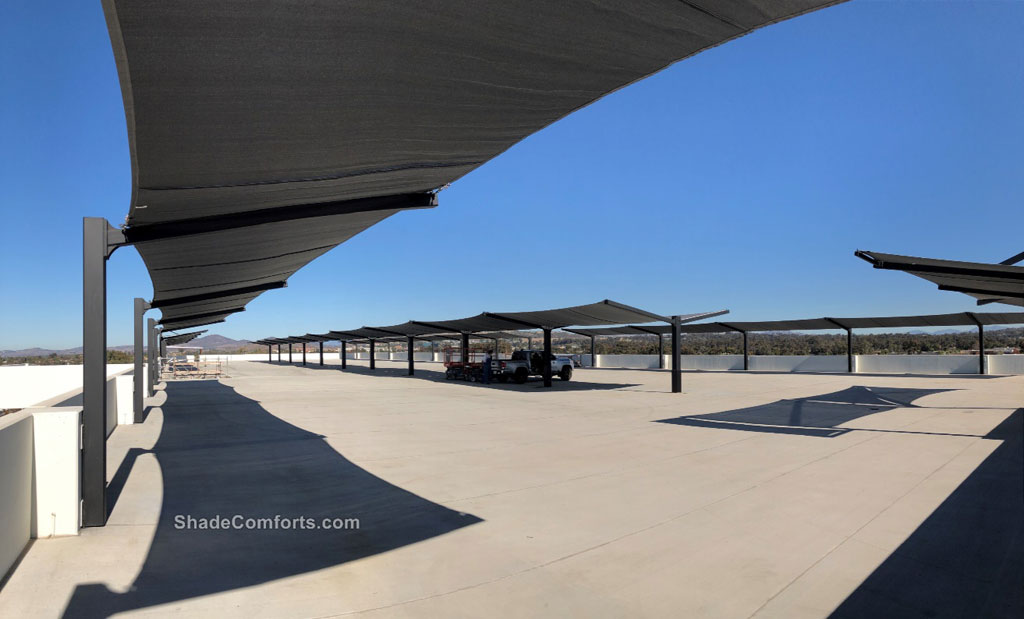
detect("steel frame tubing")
[408,336,415,376]
[370,340,376,370]
[542,328,553,387]
[671,316,682,393]
[133,298,150,423]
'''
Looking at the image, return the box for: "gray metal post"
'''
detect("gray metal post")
[319,342,324,366]
[82,218,109,527]
[590,335,596,368]
[133,297,149,423]
[671,316,682,393]
[408,336,415,375]
[147,318,157,396]
[268,345,272,362]
[369,340,376,369]
[277,344,281,362]
[542,328,552,387]
[461,332,470,366]
[658,334,664,369]
[288,343,292,363]
[302,342,307,365]
[979,324,986,374]
[341,341,347,369]
[430,340,436,360]
[742,331,749,371]
[846,329,854,373]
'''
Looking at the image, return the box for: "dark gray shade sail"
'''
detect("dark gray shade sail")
[161,330,206,346]
[856,250,1024,308]
[261,301,722,345]
[104,0,842,329]
[564,310,732,337]
[572,311,1024,336]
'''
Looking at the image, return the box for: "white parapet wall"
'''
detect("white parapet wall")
[0,411,33,581]
[31,408,81,538]
[750,355,848,373]
[988,354,1024,374]
[0,364,134,409]
[0,406,83,582]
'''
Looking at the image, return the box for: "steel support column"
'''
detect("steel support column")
[319,342,324,366]
[289,343,293,363]
[590,336,596,368]
[978,324,986,374]
[277,344,281,362]
[408,336,415,376]
[742,331,749,371]
[133,298,150,423]
[302,342,307,365]
[82,217,110,527]
[369,340,376,369]
[461,333,470,367]
[267,344,272,362]
[341,341,347,369]
[846,329,854,373]
[671,316,682,393]
[147,318,157,397]
[658,334,664,369]
[542,328,553,388]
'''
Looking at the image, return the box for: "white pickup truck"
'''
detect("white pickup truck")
[496,350,573,383]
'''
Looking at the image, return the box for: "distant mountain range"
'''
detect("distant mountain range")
[0,334,253,357]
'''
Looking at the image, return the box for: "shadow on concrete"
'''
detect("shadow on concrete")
[64,380,481,618]
[261,360,640,392]
[830,408,1023,618]
[656,386,955,438]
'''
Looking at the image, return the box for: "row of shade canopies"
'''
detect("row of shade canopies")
[256,300,730,387]
[568,310,1024,374]
[262,308,1024,380]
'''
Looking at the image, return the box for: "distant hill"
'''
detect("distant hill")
[188,334,252,351]
[0,335,250,357]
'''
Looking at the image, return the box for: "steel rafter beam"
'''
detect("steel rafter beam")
[150,281,287,309]
[123,192,437,244]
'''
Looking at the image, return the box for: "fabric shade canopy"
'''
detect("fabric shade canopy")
[856,250,1024,308]
[261,301,725,344]
[572,311,1024,336]
[104,0,842,329]
[161,330,206,346]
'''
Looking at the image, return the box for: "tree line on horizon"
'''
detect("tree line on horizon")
[3,329,1021,365]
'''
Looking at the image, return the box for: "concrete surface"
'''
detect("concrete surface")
[1,359,1019,618]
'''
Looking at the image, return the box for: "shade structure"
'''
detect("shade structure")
[160,330,206,346]
[572,311,1024,336]
[103,0,842,330]
[564,310,730,337]
[401,300,682,334]
[856,250,1024,308]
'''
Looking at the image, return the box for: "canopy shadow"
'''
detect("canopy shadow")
[655,386,955,438]
[63,380,481,618]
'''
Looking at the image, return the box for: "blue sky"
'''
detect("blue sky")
[2,1,1023,349]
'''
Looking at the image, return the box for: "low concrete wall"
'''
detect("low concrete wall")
[989,354,1024,375]
[0,411,33,581]
[595,354,660,369]
[31,408,80,538]
[750,355,848,373]
[0,364,133,409]
[0,407,82,582]
[676,355,745,371]
[857,354,980,375]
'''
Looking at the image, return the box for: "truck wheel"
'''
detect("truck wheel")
[513,368,528,384]
[559,366,573,381]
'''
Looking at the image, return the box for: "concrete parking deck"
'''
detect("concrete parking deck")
[1,360,1020,618]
